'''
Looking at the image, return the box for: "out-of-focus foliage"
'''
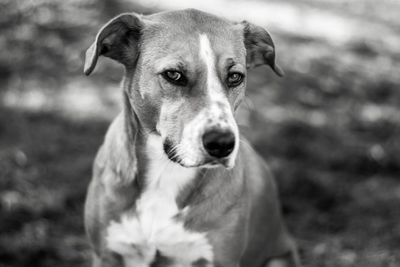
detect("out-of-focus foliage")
[0,0,155,86]
[1,0,400,267]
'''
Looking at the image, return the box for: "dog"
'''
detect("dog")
[83,8,300,267]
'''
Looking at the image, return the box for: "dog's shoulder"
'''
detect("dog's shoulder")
[85,113,140,255]
[93,112,137,186]
[238,137,277,197]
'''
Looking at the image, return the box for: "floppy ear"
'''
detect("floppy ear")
[241,21,284,77]
[84,13,143,75]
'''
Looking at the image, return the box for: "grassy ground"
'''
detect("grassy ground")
[1,0,400,266]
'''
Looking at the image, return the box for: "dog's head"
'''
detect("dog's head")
[84,9,283,168]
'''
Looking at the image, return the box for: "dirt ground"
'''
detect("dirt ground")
[0,0,399,266]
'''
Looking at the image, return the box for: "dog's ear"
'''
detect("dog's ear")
[240,21,284,77]
[84,13,143,75]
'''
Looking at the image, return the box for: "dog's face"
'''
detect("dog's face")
[135,12,247,168]
[84,9,283,168]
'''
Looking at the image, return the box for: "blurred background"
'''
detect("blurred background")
[1,0,400,266]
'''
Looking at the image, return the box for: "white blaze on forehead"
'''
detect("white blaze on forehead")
[199,34,215,72]
[199,34,225,103]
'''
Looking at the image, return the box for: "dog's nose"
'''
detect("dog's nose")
[202,129,235,158]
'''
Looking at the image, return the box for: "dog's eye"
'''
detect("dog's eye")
[162,70,187,86]
[227,72,244,87]
[166,71,181,81]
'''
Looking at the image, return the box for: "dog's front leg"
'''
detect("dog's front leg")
[264,249,302,267]
[208,218,247,267]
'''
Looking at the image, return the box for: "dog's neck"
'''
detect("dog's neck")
[143,134,198,194]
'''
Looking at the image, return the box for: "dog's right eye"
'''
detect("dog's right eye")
[162,70,187,86]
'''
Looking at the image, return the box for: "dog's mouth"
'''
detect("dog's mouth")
[163,140,184,165]
[163,140,230,168]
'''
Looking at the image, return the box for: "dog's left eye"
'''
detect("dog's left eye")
[162,70,187,86]
[227,72,244,87]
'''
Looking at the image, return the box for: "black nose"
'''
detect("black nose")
[202,129,235,158]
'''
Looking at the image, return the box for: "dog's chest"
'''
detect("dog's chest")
[106,135,213,267]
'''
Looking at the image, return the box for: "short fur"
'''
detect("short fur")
[84,9,299,267]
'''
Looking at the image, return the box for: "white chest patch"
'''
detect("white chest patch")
[106,134,213,267]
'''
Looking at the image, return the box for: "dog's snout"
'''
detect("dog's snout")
[202,129,235,158]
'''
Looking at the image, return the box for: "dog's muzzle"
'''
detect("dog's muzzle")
[162,128,237,168]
